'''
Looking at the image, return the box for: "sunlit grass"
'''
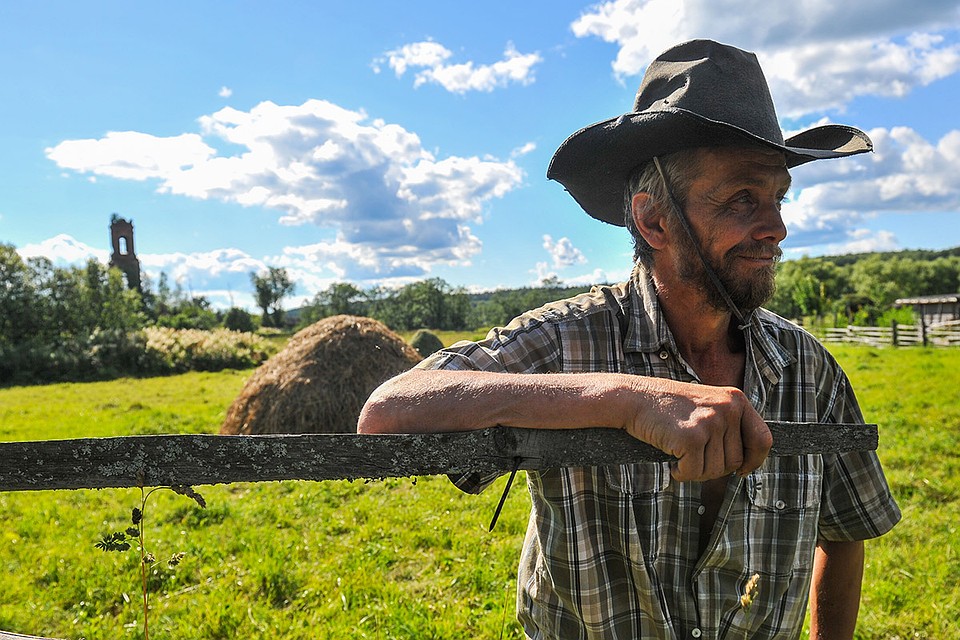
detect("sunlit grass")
[0,346,957,638]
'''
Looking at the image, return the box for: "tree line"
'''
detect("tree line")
[768,249,960,327]
[2,241,959,383]
[295,276,590,332]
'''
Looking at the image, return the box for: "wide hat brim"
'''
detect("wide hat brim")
[547,107,872,226]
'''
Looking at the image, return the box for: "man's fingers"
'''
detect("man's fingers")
[738,414,773,475]
[671,447,704,482]
[723,417,745,474]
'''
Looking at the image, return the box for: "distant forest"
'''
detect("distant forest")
[2,242,959,383]
[297,246,960,331]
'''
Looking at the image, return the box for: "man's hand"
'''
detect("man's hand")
[626,378,772,481]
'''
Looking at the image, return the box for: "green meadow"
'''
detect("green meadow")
[0,345,957,639]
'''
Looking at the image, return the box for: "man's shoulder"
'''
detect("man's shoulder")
[510,281,633,328]
[420,281,635,374]
[755,307,835,359]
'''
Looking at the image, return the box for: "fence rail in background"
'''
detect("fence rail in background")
[824,319,960,347]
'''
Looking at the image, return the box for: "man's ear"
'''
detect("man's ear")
[631,192,669,250]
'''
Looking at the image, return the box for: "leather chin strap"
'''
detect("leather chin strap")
[651,157,752,331]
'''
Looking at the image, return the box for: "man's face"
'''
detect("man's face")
[672,146,790,313]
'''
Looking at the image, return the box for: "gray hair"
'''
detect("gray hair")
[624,149,702,267]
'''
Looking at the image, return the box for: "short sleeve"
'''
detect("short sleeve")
[817,368,901,541]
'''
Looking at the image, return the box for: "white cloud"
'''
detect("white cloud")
[17,234,108,265]
[511,141,537,158]
[219,86,233,98]
[543,235,587,268]
[570,0,960,117]
[533,261,556,284]
[46,132,215,181]
[46,99,524,280]
[379,40,542,94]
[784,229,900,258]
[531,264,626,287]
[782,126,960,250]
[764,36,960,117]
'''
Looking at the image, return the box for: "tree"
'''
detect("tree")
[318,282,367,316]
[369,278,471,331]
[251,267,296,327]
[0,244,42,345]
[224,307,256,332]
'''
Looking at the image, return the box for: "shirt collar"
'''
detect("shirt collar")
[623,263,676,355]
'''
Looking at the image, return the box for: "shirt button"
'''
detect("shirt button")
[658,350,669,360]
[775,499,786,510]
[691,629,702,638]
[697,505,706,515]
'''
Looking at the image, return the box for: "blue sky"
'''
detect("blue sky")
[3,1,960,310]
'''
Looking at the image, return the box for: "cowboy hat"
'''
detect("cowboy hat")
[547,39,873,226]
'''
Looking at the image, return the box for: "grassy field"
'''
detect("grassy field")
[0,345,957,639]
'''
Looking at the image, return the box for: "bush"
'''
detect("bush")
[0,328,271,386]
[410,329,445,358]
[224,307,256,333]
[142,327,270,374]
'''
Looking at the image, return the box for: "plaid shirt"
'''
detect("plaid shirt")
[417,265,900,640]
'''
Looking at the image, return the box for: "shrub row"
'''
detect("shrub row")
[0,328,270,386]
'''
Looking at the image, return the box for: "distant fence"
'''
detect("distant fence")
[824,319,960,347]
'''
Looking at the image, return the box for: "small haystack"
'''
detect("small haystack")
[220,315,421,435]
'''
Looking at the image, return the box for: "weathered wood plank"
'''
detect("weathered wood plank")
[0,631,61,640]
[0,422,878,492]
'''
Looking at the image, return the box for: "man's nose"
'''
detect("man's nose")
[753,200,788,244]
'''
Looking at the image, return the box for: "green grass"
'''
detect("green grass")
[0,346,957,638]
[828,346,960,639]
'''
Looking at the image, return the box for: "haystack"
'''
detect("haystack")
[220,315,422,435]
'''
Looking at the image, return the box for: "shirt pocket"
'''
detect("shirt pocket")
[603,462,671,496]
[746,455,822,510]
[744,455,823,573]
[602,462,672,566]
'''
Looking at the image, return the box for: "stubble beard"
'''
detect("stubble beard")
[676,233,782,314]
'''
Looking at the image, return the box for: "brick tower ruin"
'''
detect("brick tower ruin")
[108,214,142,292]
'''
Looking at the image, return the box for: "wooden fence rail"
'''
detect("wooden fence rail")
[824,320,960,347]
[0,423,877,492]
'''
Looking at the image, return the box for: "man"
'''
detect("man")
[359,40,900,640]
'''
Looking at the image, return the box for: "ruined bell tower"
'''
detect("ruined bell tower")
[108,214,142,292]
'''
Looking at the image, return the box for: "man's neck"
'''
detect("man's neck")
[651,270,745,386]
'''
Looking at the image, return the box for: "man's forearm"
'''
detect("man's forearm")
[357,368,773,481]
[809,540,864,640]
[357,369,644,434]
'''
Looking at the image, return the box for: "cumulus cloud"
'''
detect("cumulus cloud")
[17,235,297,309]
[783,126,960,251]
[45,99,524,280]
[533,235,589,286]
[219,86,233,98]
[377,40,542,94]
[570,0,960,117]
[18,234,108,265]
[511,141,537,158]
[47,132,215,182]
[543,235,587,268]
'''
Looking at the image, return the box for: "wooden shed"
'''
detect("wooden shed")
[895,293,960,327]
